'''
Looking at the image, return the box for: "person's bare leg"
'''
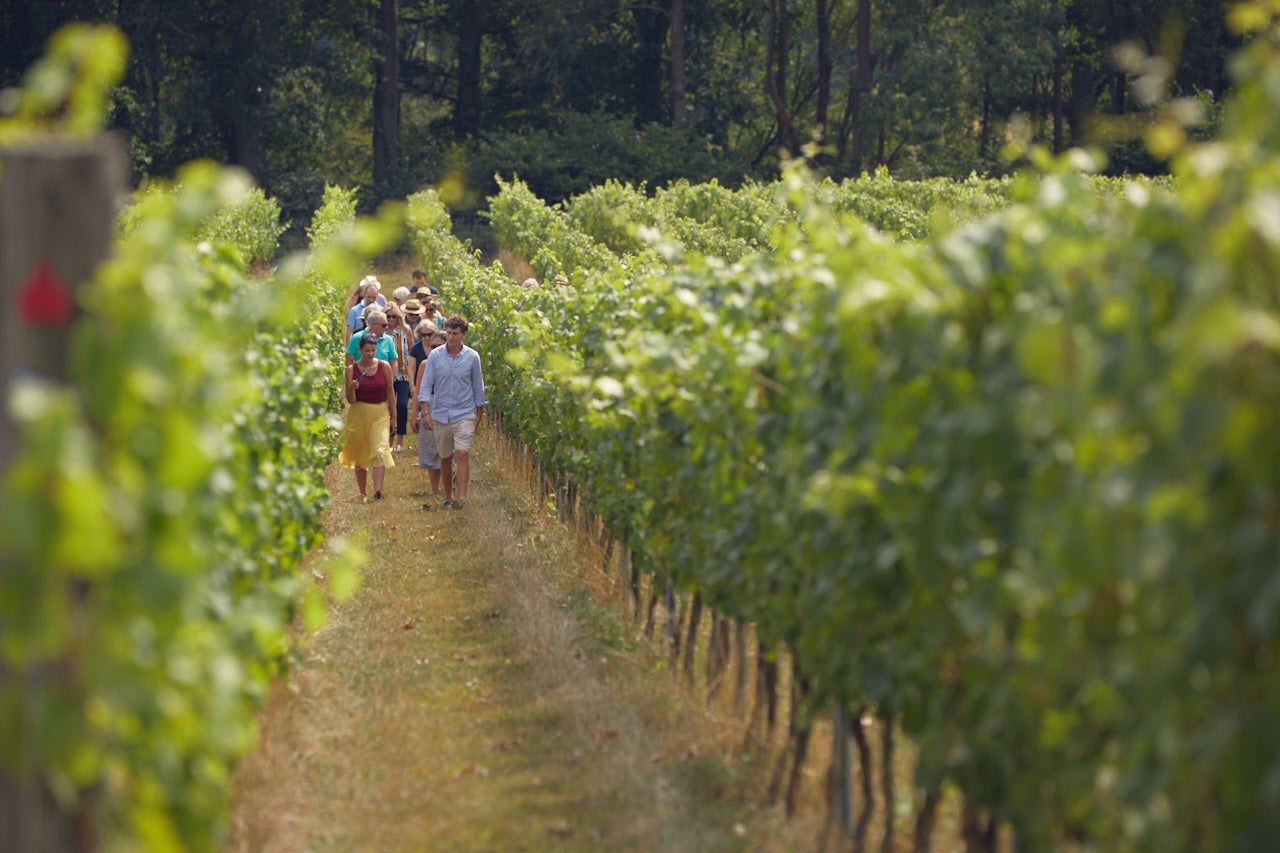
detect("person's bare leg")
[428,467,441,493]
[372,465,386,498]
[455,449,471,501]
[355,468,368,499]
[440,456,454,502]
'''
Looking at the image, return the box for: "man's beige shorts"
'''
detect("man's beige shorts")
[435,415,476,458]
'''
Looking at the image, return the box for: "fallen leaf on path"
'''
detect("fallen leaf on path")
[493,739,523,750]
[402,622,414,630]
[546,821,573,838]
[598,729,619,743]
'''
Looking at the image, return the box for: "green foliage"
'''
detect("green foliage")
[485,177,622,282]
[417,16,1280,847]
[0,23,128,142]
[0,31,400,844]
[119,178,287,266]
[465,112,756,207]
[199,186,287,266]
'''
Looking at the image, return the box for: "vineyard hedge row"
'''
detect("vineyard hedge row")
[2,36,397,839]
[412,26,1280,851]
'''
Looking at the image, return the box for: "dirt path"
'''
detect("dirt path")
[228,426,819,851]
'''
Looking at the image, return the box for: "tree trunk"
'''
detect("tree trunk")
[746,638,776,742]
[705,613,726,704]
[455,1,481,139]
[645,585,659,638]
[632,1,669,125]
[733,620,748,715]
[978,81,992,161]
[880,712,896,853]
[670,0,687,124]
[1067,59,1095,149]
[852,707,874,853]
[664,580,679,661]
[1052,53,1064,153]
[914,787,942,853]
[760,641,779,733]
[815,0,832,149]
[842,0,875,167]
[631,551,643,623]
[681,590,702,684]
[1110,69,1125,114]
[779,673,811,816]
[226,14,268,182]
[829,704,852,837]
[962,801,999,853]
[765,0,803,155]
[372,0,400,189]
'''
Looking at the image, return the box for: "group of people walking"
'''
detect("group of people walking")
[338,270,486,509]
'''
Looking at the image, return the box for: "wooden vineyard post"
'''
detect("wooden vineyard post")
[0,136,128,851]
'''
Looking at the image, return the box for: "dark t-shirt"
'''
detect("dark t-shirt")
[408,340,428,380]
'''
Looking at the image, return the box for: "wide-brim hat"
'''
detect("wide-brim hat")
[403,299,425,315]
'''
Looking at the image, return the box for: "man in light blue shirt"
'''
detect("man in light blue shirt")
[414,315,486,509]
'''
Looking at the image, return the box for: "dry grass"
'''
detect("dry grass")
[228,425,830,851]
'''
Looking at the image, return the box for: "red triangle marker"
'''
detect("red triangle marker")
[17,259,74,327]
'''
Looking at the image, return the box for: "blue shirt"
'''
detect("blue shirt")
[346,303,367,335]
[418,343,486,424]
[347,331,399,366]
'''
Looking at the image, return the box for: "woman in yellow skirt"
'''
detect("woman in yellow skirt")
[341,334,396,501]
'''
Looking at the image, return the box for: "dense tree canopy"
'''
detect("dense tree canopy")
[0,0,1237,232]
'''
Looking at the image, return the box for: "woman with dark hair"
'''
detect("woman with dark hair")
[340,334,396,502]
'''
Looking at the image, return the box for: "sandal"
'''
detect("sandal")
[374,490,382,500]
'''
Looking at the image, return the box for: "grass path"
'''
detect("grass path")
[228,425,821,851]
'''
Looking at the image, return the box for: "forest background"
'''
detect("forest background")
[0,0,1236,245]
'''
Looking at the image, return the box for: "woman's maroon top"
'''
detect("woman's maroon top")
[353,361,389,404]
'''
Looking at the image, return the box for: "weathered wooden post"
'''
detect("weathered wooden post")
[0,136,127,851]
